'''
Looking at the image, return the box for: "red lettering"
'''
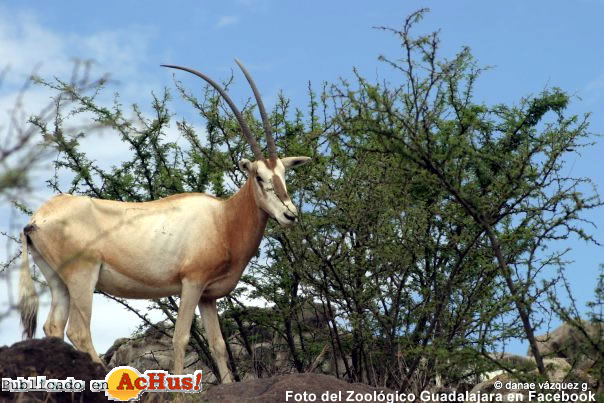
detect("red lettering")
[195,372,202,390]
[181,377,193,390]
[167,377,181,390]
[116,373,133,390]
[147,373,165,390]
[134,377,147,390]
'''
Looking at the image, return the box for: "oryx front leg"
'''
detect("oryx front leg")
[200,299,234,384]
[172,281,204,375]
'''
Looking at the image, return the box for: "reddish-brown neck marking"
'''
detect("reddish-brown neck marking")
[223,177,268,265]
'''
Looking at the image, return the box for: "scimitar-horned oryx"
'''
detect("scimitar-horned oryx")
[19,60,311,383]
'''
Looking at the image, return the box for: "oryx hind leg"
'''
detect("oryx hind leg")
[62,261,104,366]
[172,280,204,375]
[30,248,70,339]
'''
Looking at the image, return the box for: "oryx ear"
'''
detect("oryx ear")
[239,159,253,174]
[281,156,311,170]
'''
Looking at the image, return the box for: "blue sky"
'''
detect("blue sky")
[1,1,603,355]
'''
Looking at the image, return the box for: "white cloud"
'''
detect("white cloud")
[0,10,154,88]
[0,7,163,200]
[215,15,240,29]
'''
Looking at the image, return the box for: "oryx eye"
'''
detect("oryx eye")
[256,176,263,183]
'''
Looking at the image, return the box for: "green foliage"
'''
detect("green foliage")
[30,76,231,201]
[326,8,601,381]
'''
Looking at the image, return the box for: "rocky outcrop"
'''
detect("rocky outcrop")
[2,321,602,402]
[104,303,339,383]
[0,337,107,403]
[528,321,603,371]
[468,354,599,402]
[103,320,214,381]
[463,322,604,402]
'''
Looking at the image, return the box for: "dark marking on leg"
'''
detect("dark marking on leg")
[24,223,37,235]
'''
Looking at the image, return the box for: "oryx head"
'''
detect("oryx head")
[162,60,311,226]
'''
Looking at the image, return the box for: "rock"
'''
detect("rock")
[529,321,603,370]
[106,320,213,381]
[468,357,597,402]
[107,307,338,384]
[101,337,128,364]
[298,302,331,331]
[467,373,524,403]
[0,337,106,403]
[202,373,391,403]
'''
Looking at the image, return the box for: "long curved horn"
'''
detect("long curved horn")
[234,59,278,161]
[161,64,265,161]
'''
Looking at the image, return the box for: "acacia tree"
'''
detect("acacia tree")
[247,88,518,389]
[328,9,601,378]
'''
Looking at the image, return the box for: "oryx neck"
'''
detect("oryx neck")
[223,178,268,259]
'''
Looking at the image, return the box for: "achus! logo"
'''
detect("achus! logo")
[95,366,202,401]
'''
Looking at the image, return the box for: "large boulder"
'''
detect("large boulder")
[0,337,106,403]
[529,321,603,371]
[103,320,214,381]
